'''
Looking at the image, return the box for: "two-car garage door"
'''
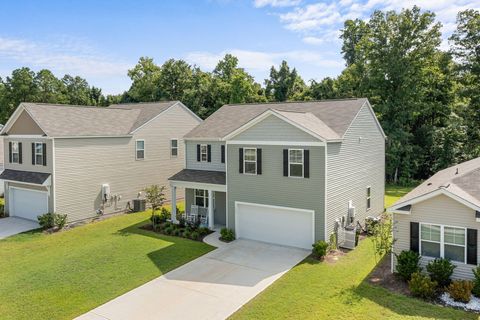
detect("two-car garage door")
[235,202,314,249]
[9,187,48,221]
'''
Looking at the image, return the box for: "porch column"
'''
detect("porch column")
[171,186,177,224]
[208,190,214,229]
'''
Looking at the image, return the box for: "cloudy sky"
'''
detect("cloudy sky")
[0,0,478,94]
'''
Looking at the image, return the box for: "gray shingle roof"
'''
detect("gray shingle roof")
[184,98,368,140]
[0,169,50,185]
[169,169,226,185]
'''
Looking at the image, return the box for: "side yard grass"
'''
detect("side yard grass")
[231,185,476,320]
[0,203,213,320]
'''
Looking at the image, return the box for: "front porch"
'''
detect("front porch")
[169,169,227,230]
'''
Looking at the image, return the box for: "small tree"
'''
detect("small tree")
[143,185,166,228]
[371,214,395,272]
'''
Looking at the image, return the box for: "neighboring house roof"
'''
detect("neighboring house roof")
[389,157,480,212]
[184,98,380,141]
[0,169,50,185]
[169,169,226,185]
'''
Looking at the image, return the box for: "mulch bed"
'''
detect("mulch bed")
[140,223,213,242]
[367,254,410,296]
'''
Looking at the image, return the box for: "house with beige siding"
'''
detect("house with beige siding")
[388,157,480,280]
[0,101,201,222]
[168,98,386,249]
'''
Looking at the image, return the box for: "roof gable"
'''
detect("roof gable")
[5,109,46,135]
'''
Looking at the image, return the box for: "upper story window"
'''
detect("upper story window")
[420,223,466,263]
[11,141,20,163]
[200,144,208,162]
[289,149,304,178]
[34,142,43,165]
[366,186,371,210]
[243,148,257,175]
[171,139,178,157]
[136,140,145,160]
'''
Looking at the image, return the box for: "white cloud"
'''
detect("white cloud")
[254,0,302,8]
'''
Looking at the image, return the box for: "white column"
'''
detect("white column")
[171,186,177,224]
[208,190,214,229]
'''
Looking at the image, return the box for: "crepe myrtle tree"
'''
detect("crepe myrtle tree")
[143,185,166,217]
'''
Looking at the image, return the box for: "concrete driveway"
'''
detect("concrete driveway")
[0,217,40,239]
[76,239,310,320]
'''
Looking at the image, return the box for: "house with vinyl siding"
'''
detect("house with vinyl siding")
[388,157,480,280]
[0,101,201,222]
[168,98,386,249]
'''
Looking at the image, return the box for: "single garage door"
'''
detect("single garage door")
[9,187,48,221]
[235,202,314,249]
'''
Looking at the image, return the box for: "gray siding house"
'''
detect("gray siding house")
[169,98,385,249]
[0,101,201,222]
[389,157,480,280]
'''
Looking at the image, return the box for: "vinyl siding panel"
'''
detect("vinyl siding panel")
[393,194,480,280]
[326,104,385,238]
[227,144,325,241]
[54,103,200,222]
[185,141,225,172]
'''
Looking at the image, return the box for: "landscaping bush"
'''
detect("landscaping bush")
[312,240,328,259]
[198,227,210,236]
[183,230,191,239]
[173,229,181,237]
[190,231,200,241]
[395,250,421,281]
[0,203,4,217]
[426,258,456,288]
[220,228,235,242]
[54,213,67,229]
[38,213,67,230]
[164,226,174,235]
[365,217,380,236]
[408,272,438,300]
[328,232,337,250]
[158,207,170,222]
[447,280,474,303]
[472,266,480,298]
[178,216,186,228]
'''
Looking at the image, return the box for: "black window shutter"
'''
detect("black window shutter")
[31,143,35,165]
[18,142,23,164]
[257,148,262,175]
[467,229,477,265]
[207,145,211,162]
[196,144,200,161]
[239,148,244,174]
[221,145,225,163]
[283,149,288,177]
[8,142,12,163]
[304,149,310,178]
[42,143,47,166]
[410,222,419,253]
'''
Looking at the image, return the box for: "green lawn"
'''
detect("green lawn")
[0,204,213,320]
[231,185,476,320]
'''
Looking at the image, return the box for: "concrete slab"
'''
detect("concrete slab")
[0,217,39,239]
[76,239,310,320]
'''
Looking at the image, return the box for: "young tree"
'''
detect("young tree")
[143,185,166,218]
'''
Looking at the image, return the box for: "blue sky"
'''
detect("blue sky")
[0,0,478,94]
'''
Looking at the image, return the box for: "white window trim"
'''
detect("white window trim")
[288,148,304,178]
[34,142,43,166]
[243,147,257,175]
[194,189,209,208]
[136,139,145,160]
[170,139,178,158]
[419,223,467,264]
[200,144,208,162]
[366,186,371,210]
[11,141,19,164]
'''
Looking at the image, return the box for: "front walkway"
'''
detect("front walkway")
[0,217,39,239]
[76,237,309,320]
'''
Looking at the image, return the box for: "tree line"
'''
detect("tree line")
[0,6,478,184]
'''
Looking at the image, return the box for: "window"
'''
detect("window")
[136,140,145,160]
[420,223,466,263]
[243,148,257,174]
[11,141,19,163]
[200,144,208,162]
[194,189,209,208]
[34,142,43,165]
[171,139,178,157]
[289,149,304,177]
[366,186,371,210]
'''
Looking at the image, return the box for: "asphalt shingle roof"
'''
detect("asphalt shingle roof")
[0,169,50,185]
[168,169,226,185]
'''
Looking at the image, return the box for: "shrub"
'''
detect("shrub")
[164,226,174,235]
[312,240,328,259]
[54,213,67,229]
[472,266,480,298]
[183,230,191,239]
[150,214,162,226]
[220,228,235,242]
[408,272,438,300]
[365,217,380,236]
[38,213,67,230]
[447,280,474,303]
[173,229,181,237]
[158,207,170,223]
[328,232,337,250]
[426,258,456,288]
[178,216,186,228]
[0,203,4,217]
[198,227,210,236]
[190,231,200,240]
[395,250,421,281]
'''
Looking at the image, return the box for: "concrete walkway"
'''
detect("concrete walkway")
[0,217,39,239]
[76,238,309,320]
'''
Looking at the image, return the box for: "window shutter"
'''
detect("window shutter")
[8,142,12,163]
[257,148,262,175]
[467,229,477,265]
[304,149,310,178]
[221,145,225,163]
[42,143,47,166]
[410,222,419,253]
[196,144,200,162]
[283,149,288,177]
[207,144,211,162]
[31,143,35,165]
[239,148,244,174]
[18,142,23,164]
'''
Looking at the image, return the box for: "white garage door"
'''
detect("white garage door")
[10,187,48,221]
[235,202,314,249]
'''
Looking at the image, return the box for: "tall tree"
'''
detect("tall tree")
[265,60,306,102]
[127,57,161,102]
[34,69,67,103]
[62,75,92,105]
[158,59,193,101]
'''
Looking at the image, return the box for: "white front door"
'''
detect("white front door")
[9,187,48,221]
[235,202,314,249]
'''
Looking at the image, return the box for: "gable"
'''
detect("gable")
[230,114,320,142]
[7,110,45,135]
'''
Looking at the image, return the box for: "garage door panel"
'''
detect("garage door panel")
[10,187,48,221]
[235,202,313,249]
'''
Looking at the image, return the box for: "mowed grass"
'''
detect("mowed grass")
[0,202,213,320]
[231,185,477,320]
